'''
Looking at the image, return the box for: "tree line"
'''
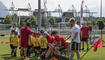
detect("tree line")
[2,15,56,27]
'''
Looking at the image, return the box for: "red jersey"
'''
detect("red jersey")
[54,34,67,48]
[47,34,55,43]
[81,26,90,38]
[20,27,31,42]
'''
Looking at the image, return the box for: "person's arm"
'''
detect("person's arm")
[65,35,71,40]
[80,31,82,39]
[17,36,19,46]
[55,40,61,47]
[29,35,33,45]
[38,38,40,46]
[20,29,22,38]
[17,28,20,35]
[10,35,11,43]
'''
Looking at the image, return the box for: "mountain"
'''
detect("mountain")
[0,1,10,18]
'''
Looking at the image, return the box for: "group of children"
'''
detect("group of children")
[10,30,49,59]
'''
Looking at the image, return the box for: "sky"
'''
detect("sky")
[0,0,105,17]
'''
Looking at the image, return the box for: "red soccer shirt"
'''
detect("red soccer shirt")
[54,34,67,48]
[47,34,55,43]
[81,26,90,38]
[20,27,31,42]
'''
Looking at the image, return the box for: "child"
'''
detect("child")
[27,32,33,58]
[31,32,40,57]
[10,30,19,57]
[39,32,48,60]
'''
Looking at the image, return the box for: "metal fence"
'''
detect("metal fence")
[0,24,105,36]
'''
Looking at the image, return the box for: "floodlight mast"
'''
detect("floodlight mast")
[38,0,41,30]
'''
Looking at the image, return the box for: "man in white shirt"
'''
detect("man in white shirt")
[66,18,80,60]
[10,23,19,35]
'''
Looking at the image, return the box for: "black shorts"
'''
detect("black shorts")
[59,46,66,51]
[34,46,40,50]
[10,44,17,49]
[28,46,32,49]
[71,42,79,50]
[41,48,47,52]
[81,38,88,42]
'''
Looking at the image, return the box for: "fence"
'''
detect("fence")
[0,24,105,36]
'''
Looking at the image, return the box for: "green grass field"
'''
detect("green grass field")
[0,35,105,60]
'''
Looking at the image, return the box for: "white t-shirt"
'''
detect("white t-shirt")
[71,24,80,43]
[10,27,20,35]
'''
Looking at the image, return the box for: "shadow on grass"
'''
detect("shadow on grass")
[48,55,69,60]
[0,54,11,56]
[2,57,22,60]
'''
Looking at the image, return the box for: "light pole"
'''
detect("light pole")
[100,0,103,39]
[100,0,102,17]
[38,0,41,30]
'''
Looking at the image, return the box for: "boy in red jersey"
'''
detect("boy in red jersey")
[20,22,31,59]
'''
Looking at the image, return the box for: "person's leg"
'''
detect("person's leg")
[24,48,27,57]
[11,49,14,57]
[34,47,37,56]
[21,42,24,57]
[12,49,14,57]
[45,47,53,58]
[27,46,31,57]
[79,43,81,50]
[36,47,40,57]
[10,44,14,57]
[76,51,80,60]
[86,40,89,50]
[14,48,17,57]
[41,49,47,60]
[20,47,24,56]
[82,41,84,50]
[45,44,55,58]
[70,51,74,60]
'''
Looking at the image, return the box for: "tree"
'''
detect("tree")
[27,16,37,26]
[20,18,24,27]
[3,15,13,24]
[48,17,56,25]
[42,15,45,26]
[48,17,56,31]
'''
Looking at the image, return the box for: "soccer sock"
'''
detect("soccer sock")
[78,59,80,60]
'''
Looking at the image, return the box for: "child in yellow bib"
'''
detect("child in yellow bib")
[10,30,19,57]
[39,36,47,49]
[31,32,40,57]
[39,33,48,54]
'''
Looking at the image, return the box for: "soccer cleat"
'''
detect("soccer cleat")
[24,57,30,59]
[21,56,24,59]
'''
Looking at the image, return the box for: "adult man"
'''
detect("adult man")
[67,18,80,60]
[81,23,90,50]
[77,21,82,50]
[10,23,19,35]
[20,22,31,59]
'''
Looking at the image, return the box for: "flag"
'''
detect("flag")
[93,38,102,52]
[80,0,84,25]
